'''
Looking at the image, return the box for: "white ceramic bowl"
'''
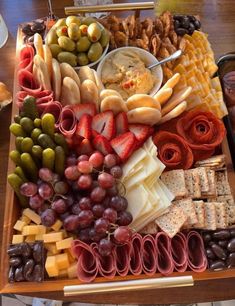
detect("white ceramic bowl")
[96,46,163,98]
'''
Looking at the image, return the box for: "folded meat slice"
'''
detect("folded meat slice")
[19,45,35,72]
[18,69,42,96]
[115,242,131,276]
[171,232,188,272]
[155,232,174,275]
[59,106,77,137]
[129,233,143,275]
[187,231,208,272]
[142,235,157,275]
[42,101,62,126]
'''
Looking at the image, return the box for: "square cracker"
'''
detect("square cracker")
[204,202,217,230]
[140,221,158,234]
[201,169,217,197]
[216,195,235,224]
[173,197,198,226]
[161,170,188,199]
[213,202,227,228]
[216,171,231,196]
[184,169,201,198]
[192,200,205,228]
[197,167,209,193]
[155,205,187,238]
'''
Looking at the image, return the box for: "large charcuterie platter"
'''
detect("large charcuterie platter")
[1,4,235,301]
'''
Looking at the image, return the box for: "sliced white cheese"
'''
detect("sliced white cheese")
[158,179,175,202]
[121,148,146,180]
[126,185,149,221]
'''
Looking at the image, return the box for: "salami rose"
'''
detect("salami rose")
[59,106,77,137]
[19,45,34,71]
[153,131,194,170]
[176,111,226,161]
[18,69,42,96]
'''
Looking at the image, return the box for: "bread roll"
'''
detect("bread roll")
[153,88,173,105]
[80,79,99,111]
[33,54,51,91]
[52,59,61,101]
[157,101,187,125]
[43,44,52,79]
[100,89,122,101]
[60,62,81,87]
[126,94,161,111]
[60,76,80,106]
[34,33,44,59]
[78,66,96,84]
[127,107,161,126]
[100,96,127,115]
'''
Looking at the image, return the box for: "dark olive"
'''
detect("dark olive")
[174,19,180,29]
[31,22,45,33]
[24,259,35,280]
[173,15,184,21]
[32,264,43,282]
[176,28,189,36]
[227,238,235,252]
[194,19,201,30]
[188,23,195,35]
[206,247,216,259]
[21,243,32,257]
[33,243,43,263]
[202,233,212,244]
[218,240,229,248]
[181,17,190,28]
[22,23,34,36]
[230,228,235,237]
[211,243,227,260]
[188,15,197,23]
[227,252,235,268]
[7,245,23,256]
[213,230,230,241]
[9,267,15,282]
[15,266,24,282]
[9,256,22,267]
[210,260,226,271]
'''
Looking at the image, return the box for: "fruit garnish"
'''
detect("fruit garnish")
[75,114,92,139]
[110,132,136,161]
[93,135,113,155]
[115,112,129,136]
[92,110,115,141]
[72,103,96,121]
[76,138,93,155]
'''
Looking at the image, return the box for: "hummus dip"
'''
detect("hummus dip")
[101,50,156,100]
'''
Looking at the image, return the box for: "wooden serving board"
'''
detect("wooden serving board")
[2,26,235,304]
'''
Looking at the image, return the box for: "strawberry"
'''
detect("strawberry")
[75,114,92,139]
[128,124,154,145]
[110,132,136,161]
[93,135,113,155]
[92,110,115,140]
[76,139,93,155]
[115,112,129,136]
[72,103,96,121]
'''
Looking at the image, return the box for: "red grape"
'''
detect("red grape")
[110,166,123,178]
[77,161,93,174]
[103,196,111,208]
[60,212,70,221]
[98,172,115,189]
[78,210,94,228]
[63,215,79,231]
[92,204,105,218]
[51,198,67,214]
[29,194,44,210]
[106,185,118,197]
[54,181,69,195]
[117,211,133,226]
[78,228,91,243]
[114,226,132,243]
[104,154,117,168]
[71,203,81,215]
[66,156,77,166]
[110,196,128,212]
[103,208,117,223]
[98,239,113,256]
[65,194,75,206]
[79,197,92,210]
[41,209,57,227]
[94,218,109,234]
[64,166,80,180]
[77,174,92,189]
[90,186,106,202]
[52,173,60,184]
[89,152,104,168]
[77,154,89,162]
[39,168,54,182]
[38,183,54,200]
[20,182,37,197]
[89,227,106,242]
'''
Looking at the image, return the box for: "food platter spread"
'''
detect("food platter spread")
[2,8,235,297]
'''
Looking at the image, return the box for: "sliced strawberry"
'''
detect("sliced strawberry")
[72,103,96,121]
[128,124,153,144]
[92,111,115,140]
[115,112,129,136]
[110,132,136,161]
[75,114,92,139]
[93,135,113,155]
[92,129,99,139]
[76,138,93,155]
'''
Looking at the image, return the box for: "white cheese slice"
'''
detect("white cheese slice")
[126,185,149,221]
[121,148,146,180]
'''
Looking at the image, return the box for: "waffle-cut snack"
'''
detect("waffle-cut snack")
[192,200,205,228]
[173,197,197,226]
[161,169,188,198]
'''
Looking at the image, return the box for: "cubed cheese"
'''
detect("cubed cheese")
[22,225,40,236]
[12,235,24,244]
[56,237,73,250]
[66,248,76,263]
[35,234,44,241]
[43,232,63,243]
[45,256,59,277]
[68,262,77,279]
[58,268,68,278]
[56,253,69,269]
[37,225,46,235]
[23,208,41,225]
[61,229,68,238]
[44,243,60,255]
[25,235,35,243]
[13,220,26,232]
[51,219,63,232]
[20,215,31,225]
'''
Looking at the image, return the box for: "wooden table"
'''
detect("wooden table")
[1,0,235,303]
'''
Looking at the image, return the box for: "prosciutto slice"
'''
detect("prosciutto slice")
[142,235,157,275]
[115,242,131,276]
[187,231,207,272]
[155,232,174,275]
[92,244,116,279]
[171,232,188,272]
[58,106,77,137]
[18,69,42,96]
[72,240,99,283]
[19,45,34,72]
[129,233,143,275]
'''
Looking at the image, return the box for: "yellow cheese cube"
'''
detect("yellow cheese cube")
[25,235,35,243]
[35,234,44,241]
[20,215,31,225]
[47,251,53,256]
[13,220,26,232]
[67,262,77,279]
[61,229,68,238]
[58,268,68,278]
[56,253,69,269]
[37,225,46,235]
[22,225,40,236]
[66,248,76,263]
[51,219,63,232]
[12,235,24,244]
[44,243,61,255]
[43,232,63,243]
[23,208,41,225]
[56,237,73,250]
[45,256,59,277]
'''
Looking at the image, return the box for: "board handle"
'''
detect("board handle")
[64,275,194,296]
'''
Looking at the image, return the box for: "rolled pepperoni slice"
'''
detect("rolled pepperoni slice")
[115,242,131,277]
[155,232,174,276]
[142,235,157,276]
[187,231,208,272]
[59,106,77,137]
[42,101,62,126]
[153,131,194,170]
[19,45,34,71]
[18,69,42,96]
[171,232,188,272]
[129,233,143,275]
[72,240,99,283]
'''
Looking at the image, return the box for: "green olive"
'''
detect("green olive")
[77,52,89,66]
[79,24,88,36]
[54,18,66,28]
[81,17,97,26]
[57,51,77,67]
[87,42,103,62]
[87,23,102,42]
[56,26,68,37]
[46,28,58,45]
[66,16,81,27]
[68,23,81,41]
[76,36,91,52]
[58,36,76,51]
[49,44,62,58]
[99,28,110,47]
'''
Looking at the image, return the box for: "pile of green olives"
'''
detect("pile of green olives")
[46,16,110,67]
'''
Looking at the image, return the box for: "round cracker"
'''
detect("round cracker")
[100,89,122,101]
[161,73,181,90]
[100,96,127,115]
[153,88,173,105]
[126,94,161,111]
[60,62,81,87]
[43,44,52,79]
[127,107,162,126]
[157,101,187,125]
[52,58,61,101]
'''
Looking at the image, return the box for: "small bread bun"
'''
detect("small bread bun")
[92,69,104,93]
[78,66,96,84]
[157,101,187,125]
[126,94,161,111]
[80,79,99,111]
[100,89,122,101]
[127,107,162,126]
[43,44,52,79]
[60,62,81,88]
[153,88,173,105]
[100,96,128,115]
[33,54,51,91]
[34,33,44,59]
[52,58,61,101]
[60,76,80,106]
